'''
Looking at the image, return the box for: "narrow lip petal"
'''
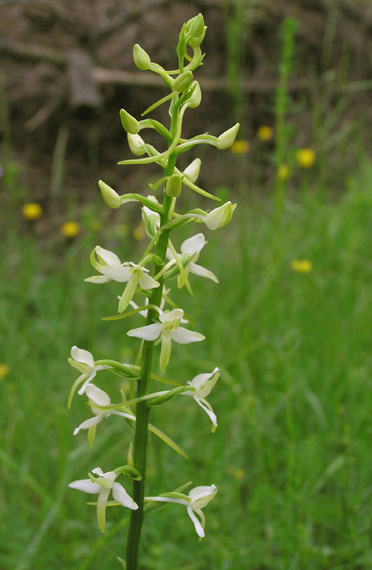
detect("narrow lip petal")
[194,397,217,426]
[187,505,205,537]
[112,482,139,510]
[160,331,172,373]
[68,478,101,494]
[118,277,139,314]
[171,327,205,344]
[71,346,94,367]
[127,322,162,341]
[181,233,206,256]
[96,486,110,533]
[95,246,122,266]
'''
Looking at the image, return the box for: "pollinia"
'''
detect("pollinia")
[67,14,238,569]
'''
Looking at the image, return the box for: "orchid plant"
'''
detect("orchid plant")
[67,14,238,569]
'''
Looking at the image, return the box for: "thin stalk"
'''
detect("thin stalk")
[125,118,178,567]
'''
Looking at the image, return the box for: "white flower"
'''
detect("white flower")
[85,246,160,313]
[167,233,218,287]
[204,201,236,230]
[68,346,105,399]
[68,467,138,533]
[127,308,204,372]
[73,384,135,438]
[182,368,220,427]
[145,484,217,538]
[187,485,217,537]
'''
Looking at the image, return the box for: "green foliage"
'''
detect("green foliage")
[1,154,372,568]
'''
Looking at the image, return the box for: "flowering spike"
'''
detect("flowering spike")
[67,15,236,566]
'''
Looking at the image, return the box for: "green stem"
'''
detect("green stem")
[125,141,177,567]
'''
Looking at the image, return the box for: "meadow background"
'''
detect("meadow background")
[1,1,372,569]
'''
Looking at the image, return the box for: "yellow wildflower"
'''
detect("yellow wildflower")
[0,364,10,380]
[291,259,313,274]
[257,126,274,141]
[230,140,250,155]
[234,468,244,481]
[61,221,80,238]
[22,203,42,220]
[132,222,146,241]
[277,164,290,181]
[296,148,316,168]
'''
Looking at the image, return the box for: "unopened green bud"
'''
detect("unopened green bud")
[128,133,146,156]
[120,109,140,134]
[185,14,205,38]
[187,81,202,108]
[204,201,237,230]
[183,158,201,183]
[166,174,182,197]
[98,180,122,209]
[216,123,240,149]
[133,44,151,70]
[189,27,207,48]
[174,71,194,93]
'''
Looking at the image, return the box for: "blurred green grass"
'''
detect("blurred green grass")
[1,157,372,570]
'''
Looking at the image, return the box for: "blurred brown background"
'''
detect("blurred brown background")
[1,0,372,210]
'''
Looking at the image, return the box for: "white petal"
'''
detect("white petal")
[181,233,206,256]
[189,262,219,283]
[187,505,205,538]
[91,467,104,476]
[112,482,139,510]
[100,470,116,483]
[171,327,205,344]
[159,308,183,323]
[127,323,162,341]
[194,397,217,426]
[139,273,160,290]
[71,346,94,367]
[73,414,104,434]
[68,478,100,494]
[99,265,132,283]
[77,369,99,395]
[189,484,217,508]
[85,384,111,406]
[189,368,220,398]
[95,246,122,266]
